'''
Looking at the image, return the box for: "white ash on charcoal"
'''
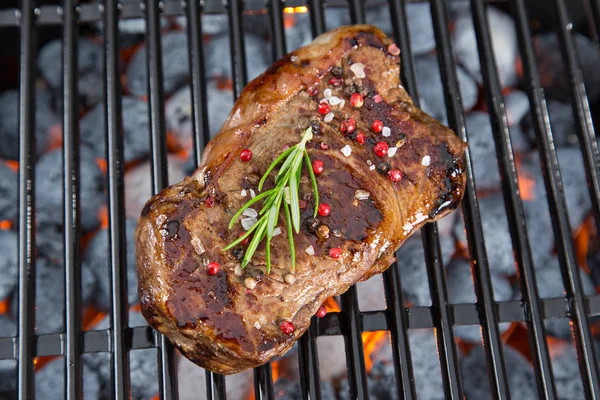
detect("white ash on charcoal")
[0,88,60,160]
[452,6,519,89]
[273,378,336,400]
[504,90,531,128]
[337,376,379,399]
[453,192,554,276]
[9,257,96,335]
[82,220,140,311]
[165,81,235,148]
[177,356,254,400]
[365,3,435,56]
[0,161,17,224]
[531,32,600,103]
[125,155,186,220]
[283,12,312,53]
[446,258,513,343]
[356,328,451,400]
[398,235,455,307]
[357,274,387,311]
[35,146,105,234]
[80,96,150,163]
[204,33,270,82]
[84,312,159,400]
[461,345,537,399]
[517,148,592,228]
[126,32,190,97]
[35,357,102,400]
[414,54,478,125]
[520,100,579,148]
[550,339,599,399]
[534,257,595,340]
[316,336,348,383]
[0,230,17,301]
[175,13,229,35]
[37,38,104,108]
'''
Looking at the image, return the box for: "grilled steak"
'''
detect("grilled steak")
[135,25,466,374]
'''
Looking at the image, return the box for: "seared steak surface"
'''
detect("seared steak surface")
[135,25,466,374]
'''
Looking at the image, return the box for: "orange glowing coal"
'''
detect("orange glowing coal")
[517,172,536,201]
[283,6,308,29]
[323,296,341,313]
[362,331,388,372]
[283,6,308,14]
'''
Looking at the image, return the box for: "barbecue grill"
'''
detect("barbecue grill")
[1,0,600,399]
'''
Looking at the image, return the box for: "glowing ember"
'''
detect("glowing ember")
[362,331,389,372]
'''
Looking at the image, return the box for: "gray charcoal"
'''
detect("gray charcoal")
[325,8,351,31]
[519,148,591,228]
[36,146,105,234]
[0,161,17,223]
[504,90,530,127]
[550,340,590,400]
[284,13,312,52]
[452,7,519,88]
[461,345,537,399]
[532,32,600,103]
[82,220,140,311]
[274,378,336,400]
[398,235,455,306]
[0,359,16,393]
[204,33,269,82]
[0,88,60,160]
[10,258,96,334]
[165,82,235,147]
[126,32,190,97]
[337,376,379,399]
[446,258,513,342]
[415,54,478,124]
[80,96,150,163]
[0,315,16,338]
[37,38,104,108]
[83,330,158,400]
[453,193,554,275]
[464,111,501,190]
[535,257,595,339]
[125,155,186,220]
[35,357,101,400]
[521,100,578,148]
[0,230,17,300]
[176,13,229,35]
[369,329,448,399]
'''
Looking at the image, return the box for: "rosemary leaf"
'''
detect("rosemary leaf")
[304,150,319,218]
[228,189,274,229]
[242,219,267,268]
[222,216,263,251]
[283,199,295,270]
[265,236,271,273]
[258,146,295,191]
[289,162,301,233]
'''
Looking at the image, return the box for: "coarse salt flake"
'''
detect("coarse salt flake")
[240,189,247,197]
[355,190,371,200]
[254,322,262,329]
[324,88,332,98]
[273,227,282,237]
[341,145,352,157]
[191,237,205,255]
[350,63,366,78]
[290,55,299,62]
[382,126,391,137]
[388,147,398,157]
[422,155,431,166]
[324,112,334,123]
[339,99,345,108]
[367,160,372,166]
[242,208,258,218]
[328,96,342,106]
[241,217,258,231]
[250,189,256,198]
[369,165,376,170]
[305,245,315,255]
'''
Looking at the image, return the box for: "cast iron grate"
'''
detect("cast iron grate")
[0,0,600,399]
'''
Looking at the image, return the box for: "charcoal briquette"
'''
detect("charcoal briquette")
[274,378,336,400]
[204,33,270,83]
[0,161,17,224]
[0,230,18,300]
[35,357,102,400]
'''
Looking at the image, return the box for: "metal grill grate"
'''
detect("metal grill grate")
[1,0,600,399]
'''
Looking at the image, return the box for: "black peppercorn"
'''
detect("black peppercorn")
[309,119,321,134]
[233,248,245,261]
[304,217,320,233]
[331,66,343,77]
[377,162,390,174]
[343,85,356,97]
[366,137,377,145]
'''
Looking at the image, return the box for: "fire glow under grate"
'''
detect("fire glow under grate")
[1,0,600,399]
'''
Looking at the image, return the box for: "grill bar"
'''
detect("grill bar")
[226,0,247,100]
[553,0,600,230]
[297,321,322,399]
[268,0,287,61]
[253,362,275,399]
[184,0,228,397]
[144,0,180,398]
[102,1,131,398]
[16,0,37,398]
[61,0,83,398]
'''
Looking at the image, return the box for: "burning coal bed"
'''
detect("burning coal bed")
[0,2,600,399]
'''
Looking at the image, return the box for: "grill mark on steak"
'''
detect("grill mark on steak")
[135,25,467,374]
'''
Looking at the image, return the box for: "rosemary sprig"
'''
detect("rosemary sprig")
[223,127,318,272]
